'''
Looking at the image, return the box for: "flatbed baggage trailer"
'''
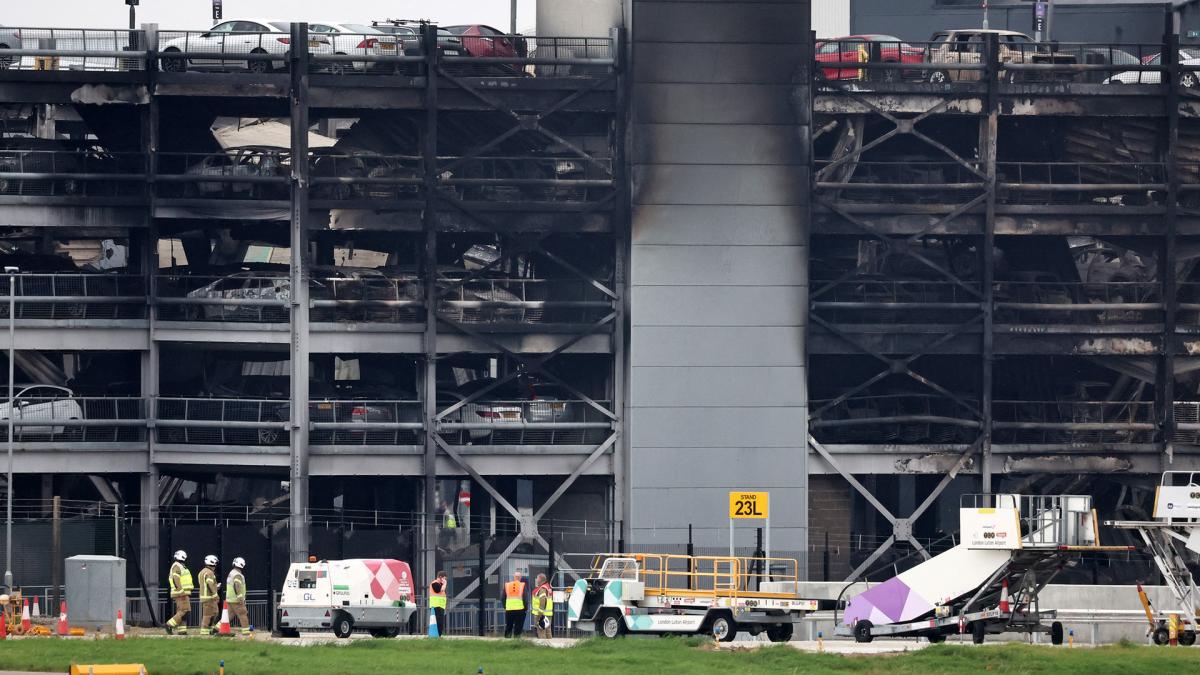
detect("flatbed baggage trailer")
[838,493,1132,644]
[566,553,836,641]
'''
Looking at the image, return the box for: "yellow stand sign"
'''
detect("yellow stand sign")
[728,491,770,559]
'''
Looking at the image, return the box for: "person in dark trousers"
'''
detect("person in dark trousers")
[428,570,448,634]
[503,571,527,637]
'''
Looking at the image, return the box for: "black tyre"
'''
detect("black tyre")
[1050,621,1064,646]
[708,613,737,642]
[332,612,354,638]
[971,620,986,645]
[853,619,874,643]
[160,49,186,72]
[929,70,950,84]
[258,427,281,445]
[278,627,300,638]
[1180,631,1196,647]
[766,622,794,643]
[1153,626,1170,645]
[599,611,624,639]
[368,627,398,638]
[927,633,947,644]
[248,49,271,74]
[1181,72,1198,90]
[880,61,899,83]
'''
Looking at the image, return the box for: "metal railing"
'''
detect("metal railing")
[0,274,145,320]
[809,393,980,444]
[995,281,1161,324]
[0,27,147,72]
[961,494,1096,547]
[154,274,290,323]
[438,278,613,324]
[155,397,290,446]
[126,589,272,629]
[992,400,1156,444]
[0,150,146,198]
[155,150,290,200]
[439,156,615,203]
[310,276,424,323]
[309,400,423,445]
[309,152,422,201]
[439,399,613,445]
[0,396,145,442]
[1169,401,1200,444]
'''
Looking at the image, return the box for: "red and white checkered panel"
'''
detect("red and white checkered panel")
[362,559,414,601]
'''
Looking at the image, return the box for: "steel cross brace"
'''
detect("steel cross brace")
[436,67,618,178]
[442,432,618,607]
[815,91,983,183]
[809,312,985,421]
[810,436,980,581]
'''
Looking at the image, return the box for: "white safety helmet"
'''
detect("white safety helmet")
[173,550,187,563]
[204,554,219,567]
[232,556,246,570]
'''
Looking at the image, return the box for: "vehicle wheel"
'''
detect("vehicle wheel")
[881,61,899,83]
[248,49,271,74]
[1153,626,1170,645]
[1050,621,1064,646]
[258,427,281,445]
[1180,631,1196,646]
[332,612,354,638]
[708,613,737,642]
[971,620,986,645]
[328,53,348,75]
[61,178,81,196]
[278,627,300,638]
[853,619,874,643]
[160,49,186,72]
[765,622,793,643]
[599,611,624,639]
[1181,72,1199,89]
[368,628,397,638]
[927,633,946,644]
[929,70,949,84]
[65,419,83,442]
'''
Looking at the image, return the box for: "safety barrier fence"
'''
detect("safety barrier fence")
[438,399,614,445]
[815,39,1171,87]
[154,150,290,201]
[0,28,146,72]
[438,278,613,325]
[0,273,145,320]
[155,398,425,446]
[992,400,1157,444]
[0,26,615,77]
[994,281,1162,324]
[0,150,146,198]
[809,393,979,445]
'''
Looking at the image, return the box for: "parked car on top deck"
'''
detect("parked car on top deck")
[0,26,21,70]
[159,19,333,73]
[304,22,402,72]
[927,29,1076,84]
[1104,49,1200,87]
[815,34,925,82]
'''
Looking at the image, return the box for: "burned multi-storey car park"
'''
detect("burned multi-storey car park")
[807,24,1200,580]
[0,21,622,594]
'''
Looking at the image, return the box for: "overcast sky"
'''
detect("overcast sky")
[3,0,847,35]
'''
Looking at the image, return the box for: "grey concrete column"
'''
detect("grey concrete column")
[139,467,159,604]
[288,23,312,562]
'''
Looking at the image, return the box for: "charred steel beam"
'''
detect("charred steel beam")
[1161,24,1181,469]
[980,32,1000,493]
[421,21,440,591]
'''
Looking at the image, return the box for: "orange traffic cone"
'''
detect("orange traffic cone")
[56,601,69,636]
[20,598,30,632]
[998,578,1010,614]
[115,609,125,640]
[217,602,231,636]
[31,595,40,618]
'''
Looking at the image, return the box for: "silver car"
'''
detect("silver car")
[0,26,21,70]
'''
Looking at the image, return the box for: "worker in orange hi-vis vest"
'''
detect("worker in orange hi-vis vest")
[503,571,526,638]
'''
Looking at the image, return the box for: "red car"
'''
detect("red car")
[443,25,528,59]
[815,34,926,81]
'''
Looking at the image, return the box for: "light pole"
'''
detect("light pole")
[4,265,16,592]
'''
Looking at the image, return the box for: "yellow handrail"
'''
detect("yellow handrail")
[589,553,800,598]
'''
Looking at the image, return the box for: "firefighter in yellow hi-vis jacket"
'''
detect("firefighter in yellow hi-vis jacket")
[198,554,221,634]
[226,557,252,634]
[165,549,193,634]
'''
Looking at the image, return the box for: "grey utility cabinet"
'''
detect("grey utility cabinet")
[65,555,125,628]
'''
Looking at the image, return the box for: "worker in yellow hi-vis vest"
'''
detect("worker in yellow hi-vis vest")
[226,557,252,634]
[198,554,221,634]
[503,571,526,638]
[165,549,193,635]
[531,573,554,639]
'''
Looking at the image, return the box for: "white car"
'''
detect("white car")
[0,385,84,438]
[0,25,21,70]
[159,19,332,73]
[1104,50,1200,87]
[305,22,401,71]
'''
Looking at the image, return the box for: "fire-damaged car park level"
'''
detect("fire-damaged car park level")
[4,0,1200,615]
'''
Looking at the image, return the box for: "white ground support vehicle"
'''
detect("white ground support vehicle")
[277,558,417,638]
[566,553,834,641]
[1107,471,1200,645]
[0,384,84,437]
[839,493,1131,644]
